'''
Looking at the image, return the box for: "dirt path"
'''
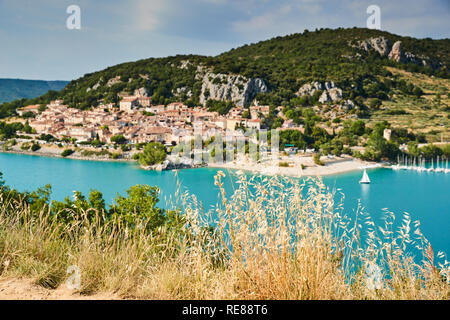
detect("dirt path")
[0,278,119,300]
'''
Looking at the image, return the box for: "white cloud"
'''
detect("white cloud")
[232,4,293,33]
[230,1,328,38]
[132,0,170,31]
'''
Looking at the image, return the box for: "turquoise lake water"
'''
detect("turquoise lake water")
[0,152,449,255]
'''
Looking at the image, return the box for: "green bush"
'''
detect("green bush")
[31,143,41,152]
[61,149,74,157]
[139,142,167,166]
[20,143,30,150]
[313,153,324,166]
[110,153,121,159]
[111,134,127,144]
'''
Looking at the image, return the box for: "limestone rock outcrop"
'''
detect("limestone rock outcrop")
[354,37,443,70]
[173,86,193,98]
[319,87,343,103]
[388,41,403,62]
[358,36,391,56]
[106,76,122,87]
[199,72,268,106]
[142,155,201,171]
[296,81,343,103]
[134,87,149,97]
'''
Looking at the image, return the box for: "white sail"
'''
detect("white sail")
[359,169,370,184]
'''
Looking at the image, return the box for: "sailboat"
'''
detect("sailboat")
[359,169,371,184]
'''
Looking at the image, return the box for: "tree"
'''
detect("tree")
[369,98,382,109]
[419,144,443,159]
[313,153,324,166]
[279,129,307,149]
[310,126,330,149]
[413,86,424,98]
[89,190,106,213]
[23,121,33,134]
[364,132,399,161]
[51,189,106,223]
[61,149,74,157]
[31,143,41,152]
[110,134,127,144]
[206,100,235,115]
[39,133,55,142]
[139,142,167,166]
[111,185,166,230]
[349,120,366,136]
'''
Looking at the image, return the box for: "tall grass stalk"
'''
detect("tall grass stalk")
[0,172,448,299]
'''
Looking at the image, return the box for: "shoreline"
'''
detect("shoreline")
[0,147,135,164]
[1,147,382,177]
[208,157,381,177]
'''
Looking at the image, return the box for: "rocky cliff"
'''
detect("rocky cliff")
[296,81,343,103]
[355,37,444,70]
[199,72,268,107]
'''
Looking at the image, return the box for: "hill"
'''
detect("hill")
[0,79,68,104]
[0,28,448,125]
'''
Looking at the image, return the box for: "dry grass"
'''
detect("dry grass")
[0,171,448,300]
[370,67,449,142]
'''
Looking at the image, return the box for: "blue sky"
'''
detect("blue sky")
[1,0,449,81]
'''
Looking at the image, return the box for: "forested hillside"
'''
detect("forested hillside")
[0,28,448,119]
[0,79,68,104]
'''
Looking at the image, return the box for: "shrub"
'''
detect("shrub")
[342,147,352,155]
[110,152,121,159]
[313,153,324,166]
[121,144,131,152]
[31,143,41,152]
[61,149,74,157]
[20,142,30,150]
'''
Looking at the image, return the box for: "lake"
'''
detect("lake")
[0,152,449,255]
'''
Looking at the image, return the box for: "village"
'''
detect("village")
[16,88,308,148]
[4,86,403,176]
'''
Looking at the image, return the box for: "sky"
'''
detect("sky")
[0,0,449,81]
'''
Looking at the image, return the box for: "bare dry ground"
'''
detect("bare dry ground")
[0,278,119,300]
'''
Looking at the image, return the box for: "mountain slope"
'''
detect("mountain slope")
[0,79,68,104]
[0,28,448,118]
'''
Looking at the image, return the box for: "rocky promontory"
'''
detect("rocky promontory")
[140,155,204,171]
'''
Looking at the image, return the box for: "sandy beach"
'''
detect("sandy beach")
[209,154,380,177]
